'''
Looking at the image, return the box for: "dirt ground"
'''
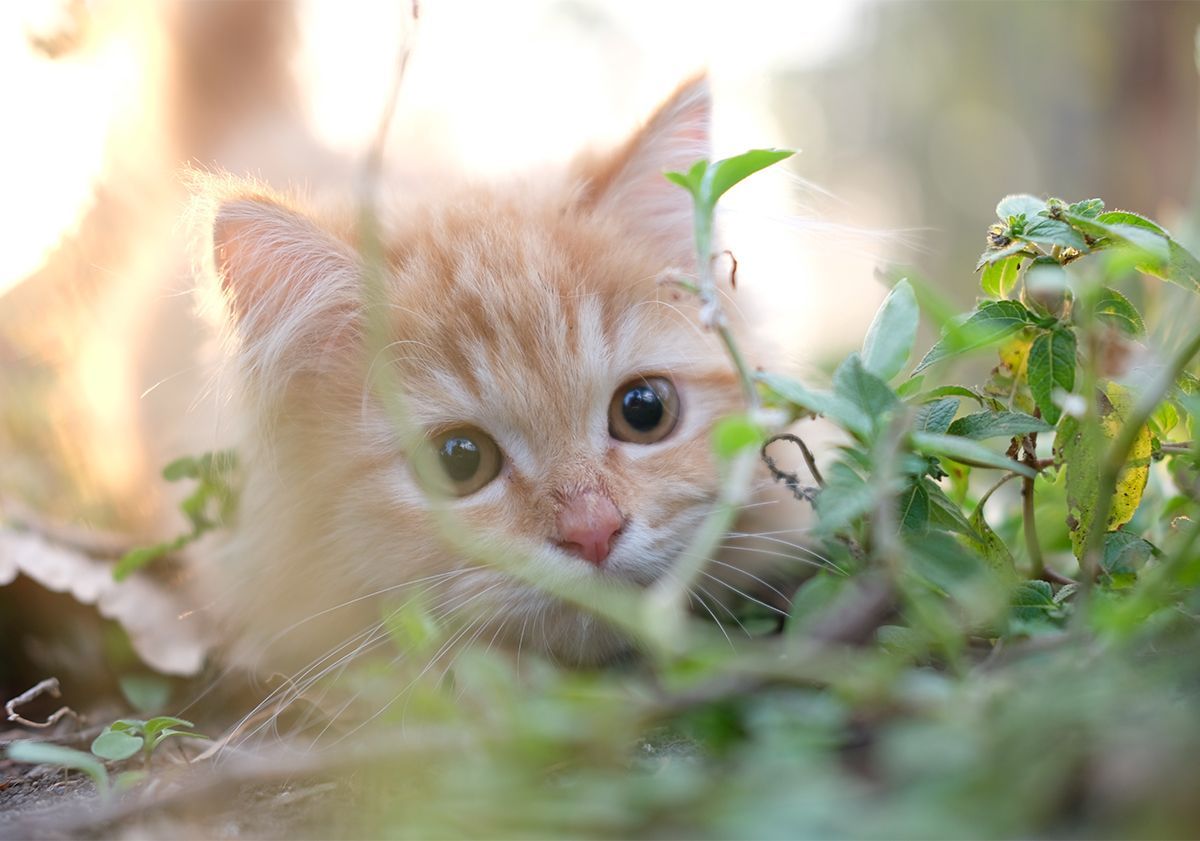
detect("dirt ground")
[0,755,353,840]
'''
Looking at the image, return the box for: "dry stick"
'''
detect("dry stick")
[760,434,821,503]
[5,677,78,729]
[1021,431,1046,580]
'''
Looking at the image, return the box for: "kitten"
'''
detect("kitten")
[195,76,782,674]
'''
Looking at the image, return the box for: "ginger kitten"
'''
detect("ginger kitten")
[196,77,773,674]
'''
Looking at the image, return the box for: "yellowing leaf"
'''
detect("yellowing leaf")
[1055,382,1152,559]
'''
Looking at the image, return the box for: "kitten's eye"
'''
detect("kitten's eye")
[609,377,680,444]
[428,426,503,497]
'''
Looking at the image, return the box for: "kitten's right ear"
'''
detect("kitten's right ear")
[212,195,359,340]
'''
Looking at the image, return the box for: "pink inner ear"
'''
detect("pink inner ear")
[211,197,359,339]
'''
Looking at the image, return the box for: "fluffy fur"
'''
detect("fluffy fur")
[195,77,764,672]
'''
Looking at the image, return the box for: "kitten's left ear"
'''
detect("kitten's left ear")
[576,75,711,263]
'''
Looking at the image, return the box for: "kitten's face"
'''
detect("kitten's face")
[209,77,739,664]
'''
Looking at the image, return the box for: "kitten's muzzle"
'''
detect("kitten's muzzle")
[554,491,625,566]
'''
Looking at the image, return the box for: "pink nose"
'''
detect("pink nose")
[555,491,623,566]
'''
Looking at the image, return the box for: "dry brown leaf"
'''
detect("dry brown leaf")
[0,526,208,675]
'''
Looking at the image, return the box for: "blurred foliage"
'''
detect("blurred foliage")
[269,183,1200,838]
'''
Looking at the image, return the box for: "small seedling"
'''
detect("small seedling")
[90,716,207,762]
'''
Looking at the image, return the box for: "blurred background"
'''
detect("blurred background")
[2,0,1199,527]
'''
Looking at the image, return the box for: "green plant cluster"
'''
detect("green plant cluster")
[340,168,1200,837]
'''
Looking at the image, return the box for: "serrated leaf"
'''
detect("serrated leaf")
[1068,198,1104,218]
[912,385,998,409]
[1063,212,1170,265]
[914,300,1035,374]
[1010,580,1061,623]
[861,279,919,382]
[1101,530,1154,588]
[947,410,1053,440]
[1095,210,1166,235]
[91,729,143,761]
[786,573,848,634]
[996,194,1047,223]
[1055,382,1153,559]
[911,432,1036,478]
[1021,218,1089,252]
[980,254,1022,298]
[913,398,960,434]
[1028,328,1076,425]
[1091,287,1145,336]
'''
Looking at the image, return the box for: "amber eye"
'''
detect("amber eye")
[426,426,503,497]
[609,376,680,444]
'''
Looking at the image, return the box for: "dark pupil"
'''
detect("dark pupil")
[622,385,664,432]
[439,437,480,482]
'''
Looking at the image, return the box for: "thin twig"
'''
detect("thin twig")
[760,433,823,502]
[5,677,78,729]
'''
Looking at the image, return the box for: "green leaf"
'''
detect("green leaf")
[1095,210,1166,236]
[1021,218,1089,252]
[113,534,190,582]
[895,374,925,399]
[150,728,208,752]
[996,194,1047,223]
[701,149,795,209]
[1168,238,1200,292]
[1010,580,1062,623]
[861,279,919,382]
[924,478,978,538]
[964,500,1015,573]
[758,373,871,440]
[8,741,110,796]
[161,455,201,481]
[1068,198,1104,218]
[977,240,1033,269]
[91,729,143,762]
[898,480,930,533]
[814,462,875,535]
[914,300,1036,374]
[1027,327,1076,425]
[1091,287,1146,337]
[1063,212,1170,266]
[786,573,848,634]
[1101,530,1154,588]
[711,414,763,459]
[833,353,900,420]
[980,254,1022,298]
[913,398,960,435]
[1055,382,1153,558]
[946,410,1053,440]
[911,432,1036,478]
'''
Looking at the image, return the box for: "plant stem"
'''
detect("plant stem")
[1021,433,1045,579]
